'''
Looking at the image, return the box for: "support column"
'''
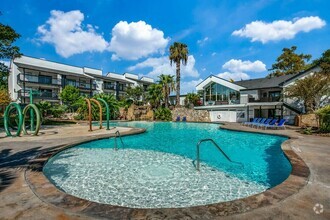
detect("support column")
[23,68,26,104]
[247,105,249,122]
[115,81,120,100]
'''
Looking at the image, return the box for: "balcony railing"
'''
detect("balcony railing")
[103,84,116,90]
[18,90,59,100]
[18,74,61,86]
[64,79,96,90]
[249,96,281,103]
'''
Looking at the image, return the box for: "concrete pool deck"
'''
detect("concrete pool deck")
[0,122,329,219]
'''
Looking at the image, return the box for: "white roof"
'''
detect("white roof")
[14,56,95,78]
[196,75,246,91]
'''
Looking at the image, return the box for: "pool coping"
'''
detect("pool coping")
[24,123,310,219]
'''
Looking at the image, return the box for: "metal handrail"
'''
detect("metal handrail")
[114,130,125,150]
[195,138,242,171]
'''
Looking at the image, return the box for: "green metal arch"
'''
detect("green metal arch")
[4,102,24,137]
[97,98,110,130]
[22,104,41,136]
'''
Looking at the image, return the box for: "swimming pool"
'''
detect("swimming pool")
[43,122,291,208]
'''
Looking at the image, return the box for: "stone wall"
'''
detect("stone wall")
[297,114,319,128]
[171,107,210,122]
[124,104,154,120]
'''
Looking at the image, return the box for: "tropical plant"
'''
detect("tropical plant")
[158,74,175,108]
[285,73,330,113]
[125,85,145,104]
[169,42,189,107]
[75,93,120,120]
[184,93,200,107]
[59,85,81,111]
[316,105,330,132]
[36,101,52,117]
[269,46,311,77]
[154,107,172,121]
[147,84,163,109]
[0,22,22,88]
[93,93,120,119]
[50,104,66,118]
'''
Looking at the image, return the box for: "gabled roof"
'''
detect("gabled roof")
[196,75,246,91]
[233,74,293,90]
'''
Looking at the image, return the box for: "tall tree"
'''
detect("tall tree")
[169,42,188,107]
[285,73,330,113]
[312,49,330,75]
[147,84,163,109]
[59,85,80,110]
[0,22,22,88]
[269,46,311,77]
[158,74,175,108]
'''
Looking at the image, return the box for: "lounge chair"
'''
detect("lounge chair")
[263,119,286,129]
[256,118,273,128]
[250,118,266,127]
[243,118,259,126]
[176,116,180,122]
[182,116,187,122]
[258,119,278,129]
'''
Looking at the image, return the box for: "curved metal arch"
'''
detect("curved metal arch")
[90,98,103,129]
[22,104,41,136]
[96,98,110,130]
[3,102,24,137]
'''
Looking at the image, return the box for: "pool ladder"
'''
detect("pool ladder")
[195,138,242,171]
[114,130,125,150]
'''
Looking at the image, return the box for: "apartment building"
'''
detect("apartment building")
[8,56,154,103]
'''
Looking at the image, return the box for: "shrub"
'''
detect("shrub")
[154,107,172,121]
[50,104,66,118]
[316,105,330,132]
[36,101,52,117]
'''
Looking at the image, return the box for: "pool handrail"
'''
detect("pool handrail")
[195,138,242,171]
[114,130,125,150]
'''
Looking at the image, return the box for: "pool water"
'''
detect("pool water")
[43,122,291,208]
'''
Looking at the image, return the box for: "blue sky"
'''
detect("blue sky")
[2,0,330,93]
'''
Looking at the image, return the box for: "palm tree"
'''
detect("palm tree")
[169,42,188,107]
[158,74,175,108]
[147,84,163,109]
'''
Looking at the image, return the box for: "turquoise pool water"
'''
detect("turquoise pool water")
[43,121,291,208]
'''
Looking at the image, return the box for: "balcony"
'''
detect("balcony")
[18,90,59,100]
[64,79,96,90]
[103,83,116,90]
[249,96,281,103]
[18,74,61,86]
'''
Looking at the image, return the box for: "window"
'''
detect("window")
[104,82,115,90]
[39,75,52,84]
[66,79,76,87]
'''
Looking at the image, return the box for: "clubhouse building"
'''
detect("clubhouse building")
[195,65,322,124]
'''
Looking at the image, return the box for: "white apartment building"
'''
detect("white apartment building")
[8,55,154,103]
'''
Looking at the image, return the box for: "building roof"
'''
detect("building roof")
[233,74,294,90]
[85,73,132,83]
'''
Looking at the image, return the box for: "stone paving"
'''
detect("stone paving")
[0,122,329,219]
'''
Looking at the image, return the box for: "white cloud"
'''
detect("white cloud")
[109,21,169,60]
[216,59,266,81]
[37,10,109,57]
[128,55,199,79]
[211,52,217,56]
[232,16,326,43]
[222,59,266,73]
[197,37,209,45]
[181,79,203,94]
[217,71,250,81]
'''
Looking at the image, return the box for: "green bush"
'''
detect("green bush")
[50,104,66,118]
[316,105,330,132]
[154,107,172,121]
